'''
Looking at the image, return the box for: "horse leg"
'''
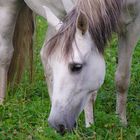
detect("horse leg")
[0,42,14,104]
[115,17,140,125]
[0,5,18,104]
[84,91,97,127]
[0,67,7,104]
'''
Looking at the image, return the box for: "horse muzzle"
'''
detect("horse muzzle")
[48,110,77,135]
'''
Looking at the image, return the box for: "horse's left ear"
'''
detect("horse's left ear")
[77,11,88,35]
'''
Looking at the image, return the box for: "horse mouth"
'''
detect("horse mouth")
[56,122,77,135]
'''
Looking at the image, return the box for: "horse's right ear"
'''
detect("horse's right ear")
[43,6,63,31]
[76,11,88,35]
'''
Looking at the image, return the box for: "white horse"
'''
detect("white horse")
[0,0,140,135]
[40,0,140,134]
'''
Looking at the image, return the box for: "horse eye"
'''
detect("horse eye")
[69,63,83,73]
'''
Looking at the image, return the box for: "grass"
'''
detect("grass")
[0,16,140,140]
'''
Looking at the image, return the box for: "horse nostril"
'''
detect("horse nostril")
[58,124,65,135]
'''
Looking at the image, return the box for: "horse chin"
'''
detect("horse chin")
[49,89,97,134]
[48,112,78,134]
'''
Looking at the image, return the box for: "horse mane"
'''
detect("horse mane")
[46,0,123,58]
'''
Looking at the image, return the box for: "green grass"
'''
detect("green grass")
[0,16,140,140]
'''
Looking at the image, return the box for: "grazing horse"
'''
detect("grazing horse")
[40,0,140,133]
[1,0,140,134]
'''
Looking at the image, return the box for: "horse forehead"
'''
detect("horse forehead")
[72,32,94,59]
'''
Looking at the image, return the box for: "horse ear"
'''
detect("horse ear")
[77,11,88,35]
[43,6,63,31]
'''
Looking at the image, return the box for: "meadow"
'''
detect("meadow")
[0,16,140,140]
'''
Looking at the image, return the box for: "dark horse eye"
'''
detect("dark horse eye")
[69,63,83,73]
